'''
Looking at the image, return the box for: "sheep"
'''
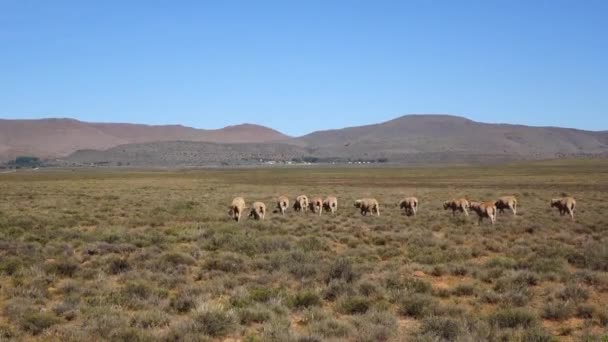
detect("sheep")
[469,201,497,225]
[293,195,309,213]
[309,197,324,216]
[551,197,576,220]
[495,196,518,216]
[249,201,266,220]
[354,198,380,216]
[399,197,419,217]
[323,196,338,214]
[276,196,289,215]
[443,198,470,217]
[229,197,246,222]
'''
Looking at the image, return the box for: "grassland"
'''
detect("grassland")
[1,160,607,341]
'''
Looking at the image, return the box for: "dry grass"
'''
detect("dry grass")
[0,160,607,341]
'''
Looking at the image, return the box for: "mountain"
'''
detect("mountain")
[2,114,607,166]
[0,118,289,162]
[295,114,608,161]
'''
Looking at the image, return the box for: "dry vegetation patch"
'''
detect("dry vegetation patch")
[0,160,607,340]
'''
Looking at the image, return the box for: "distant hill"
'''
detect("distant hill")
[2,115,607,166]
[295,114,608,161]
[0,118,289,161]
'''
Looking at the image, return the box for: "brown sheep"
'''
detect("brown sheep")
[229,197,246,222]
[249,201,266,220]
[443,198,470,217]
[323,196,338,214]
[309,197,323,216]
[399,197,419,217]
[551,197,576,220]
[293,195,309,213]
[495,196,518,216]
[469,201,497,225]
[354,198,380,217]
[276,196,289,215]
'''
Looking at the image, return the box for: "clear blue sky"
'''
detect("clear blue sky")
[1,0,606,136]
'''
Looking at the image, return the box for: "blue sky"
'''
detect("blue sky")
[1,0,606,136]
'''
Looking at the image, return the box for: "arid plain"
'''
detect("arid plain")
[1,160,607,341]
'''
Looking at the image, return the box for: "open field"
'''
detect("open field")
[1,160,607,341]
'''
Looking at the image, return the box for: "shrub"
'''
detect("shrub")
[326,258,358,284]
[418,316,462,340]
[542,301,573,321]
[557,284,589,302]
[489,308,537,329]
[338,296,371,315]
[191,306,236,337]
[238,305,272,325]
[310,318,351,338]
[452,283,476,296]
[289,290,321,309]
[0,256,23,275]
[161,252,196,267]
[45,259,79,277]
[170,292,197,314]
[352,310,397,342]
[130,310,170,328]
[323,279,350,301]
[19,311,61,335]
[397,294,434,318]
[203,253,246,273]
[108,257,130,274]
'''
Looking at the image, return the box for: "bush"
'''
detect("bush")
[238,305,272,325]
[418,316,461,340]
[204,253,246,273]
[310,318,351,338]
[352,310,397,342]
[19,311,61,335]
[130,310,170,328]
[397,294,434,318]
[542,301,573,321]
[489,308,537,329]
[191,306,236,337]
[108,257,130,274]
[289,290,321,309]
[452,283,476,296]
[557,284,589,302]
[338,296,371,315]
[326,258,358,284]
[45,259,79,277]
[0,256,23,275]
[323,279,350,301]
[170,292,197,314]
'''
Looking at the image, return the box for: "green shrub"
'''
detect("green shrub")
[352,310,397,342]
[489,308,537,329]
[130,310,170,328]
[191,306,236,337]
[452,283,476,296]
[289,290,321,309]
[310,318,351,338]
[170,292,197,314]
[542,301,573,321]
[19,311,61,335]
[238,305,272,325]
[338,296,371,315]
[0,256,23,275]
[326,258,358,284]
[397,294,434,318]
[418,316,462,340]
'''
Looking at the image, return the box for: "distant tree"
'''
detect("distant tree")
[9,156,41,168]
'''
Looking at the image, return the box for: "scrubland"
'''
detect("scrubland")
[0,160,607,341]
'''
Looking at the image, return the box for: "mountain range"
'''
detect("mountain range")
[1,115,607,166]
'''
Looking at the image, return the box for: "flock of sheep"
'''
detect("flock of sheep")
[228,195,577,224]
